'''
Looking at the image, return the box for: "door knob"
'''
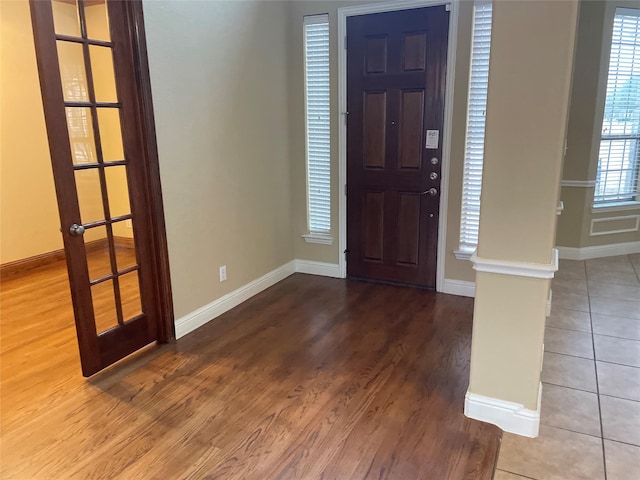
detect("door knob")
[69,223,85,236]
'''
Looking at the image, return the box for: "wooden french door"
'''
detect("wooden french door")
[30,0,173,376]
[346,6,449,288]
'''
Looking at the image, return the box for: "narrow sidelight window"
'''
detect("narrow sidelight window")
[458,1,492,256]
[304,14,331,239]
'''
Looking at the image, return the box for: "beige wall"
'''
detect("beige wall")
[0,0,62,263]
[557,0,640,248]
[469,0,578,410]
[143,0,294,319]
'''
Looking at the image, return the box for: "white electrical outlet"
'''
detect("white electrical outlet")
[125,219,132,229]
[219,265,227,282]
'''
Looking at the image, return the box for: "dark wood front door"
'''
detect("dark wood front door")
[346,6,449,288]
[30,0,173,376]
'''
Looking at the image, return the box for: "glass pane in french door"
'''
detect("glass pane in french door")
[84,0,110,42]
[51,0,80,38]
[89,46,117,102]
[57,42,88,102]
[91,280,118,333]
[54,0,144,336]
[120,271,143,321]
[85,225,110,281]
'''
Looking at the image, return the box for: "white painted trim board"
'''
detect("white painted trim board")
[174,261,297,339]
[295,260,341,278]
[464,384,542,438]
[556,241,640,260]
[441,278,475,297]
[471,249,559,279]
[175,260,343,339]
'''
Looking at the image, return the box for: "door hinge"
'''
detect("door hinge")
[344,35,348,49]
[445,3,451,11]
[344,249,350,259]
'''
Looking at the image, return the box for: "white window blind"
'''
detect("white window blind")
[304,15,331,234]
[595,8,640,204]
[459,1,492,251]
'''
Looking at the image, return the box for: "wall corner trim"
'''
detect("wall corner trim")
[464,387,541,438]
[556,241,640,260]
[442,278,475,297]
[470,249,559,279]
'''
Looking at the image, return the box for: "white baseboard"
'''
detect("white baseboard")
[175,259,344,339]
[175,261,296,339]
[556,241,640,260]
[441,278,475,297]
[464,385,541,438]
[546,289,552,318]
[295,259,341,278]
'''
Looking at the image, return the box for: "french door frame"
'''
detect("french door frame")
[337,0,459,292]
[30,0,174,367]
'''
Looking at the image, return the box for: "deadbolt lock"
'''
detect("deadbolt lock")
[430,172,438,180]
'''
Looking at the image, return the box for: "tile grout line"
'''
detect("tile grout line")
[547,323,640,342]
[539,420,604,440]
[496,468,537,479]
[585,260,608,480]
[629,253,640,283]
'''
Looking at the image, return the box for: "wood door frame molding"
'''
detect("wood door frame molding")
[337,0,459,292]
[123,0,175,342]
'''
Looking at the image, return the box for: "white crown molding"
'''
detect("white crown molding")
[556,241,640,260]
[441,278,475,297]
[295,260,341,278]
[561,180,596,188]
[470,249,559,279]
[464,385,541,438]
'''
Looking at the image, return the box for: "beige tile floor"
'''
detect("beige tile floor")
[495,254,640,480]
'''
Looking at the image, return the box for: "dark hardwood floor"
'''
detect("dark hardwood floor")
[0,258,501,479]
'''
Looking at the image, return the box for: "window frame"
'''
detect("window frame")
[302,14,332,245]
[593,6,640,208]
[455,0,493,260]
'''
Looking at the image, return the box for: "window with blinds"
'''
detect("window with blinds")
[304,15,331,235]
[594,8,640,204]
[458,1,492,253]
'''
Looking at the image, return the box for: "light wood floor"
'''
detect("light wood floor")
[0,260,501,479]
